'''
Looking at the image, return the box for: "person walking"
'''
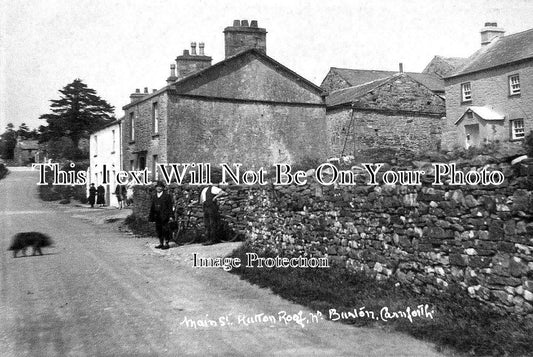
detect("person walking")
[199,185,226,245]
[115,184,126,209]
[88,183,97,208]
[97,184,105,207]
[149,181,173,249]
[125,179,134,206]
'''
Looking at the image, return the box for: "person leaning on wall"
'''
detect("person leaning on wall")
[199,185,227,245]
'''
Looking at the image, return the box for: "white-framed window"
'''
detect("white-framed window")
[461,82,472,102]
[152,102,159,134]
[111,130,116,152]
[511,119,525,140]
[129,112,135,141]
[509,74,520,96]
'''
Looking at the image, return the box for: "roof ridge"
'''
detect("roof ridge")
[329,74,399,95]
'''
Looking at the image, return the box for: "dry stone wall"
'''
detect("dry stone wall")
[132,162,533,315]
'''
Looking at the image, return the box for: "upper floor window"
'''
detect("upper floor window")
[509,74,520,96]
[511,118,525,140]
[461,82,472,102]
[111,130,116,152]
[129,112,135,141]
[152,102,159,134]
[94,135,98,156]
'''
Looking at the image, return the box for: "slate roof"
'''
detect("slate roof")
[325,77,393,107]
[447,28,533,78]
[124,49,325,109]
[323,67,444,93]
[422,56,467,77]
[454,106,505,125]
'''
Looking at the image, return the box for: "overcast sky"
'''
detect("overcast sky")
[1,0,533,131]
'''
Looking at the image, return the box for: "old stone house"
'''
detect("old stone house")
[442,23,533,149]
[321,68,446,158]
[122,20,328,176]
[13,139,39,165]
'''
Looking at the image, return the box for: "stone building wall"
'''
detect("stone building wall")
[327,110,443,158]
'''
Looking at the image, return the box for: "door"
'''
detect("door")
[464,124,480,148]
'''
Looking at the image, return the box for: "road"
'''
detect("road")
[0,167,444,356]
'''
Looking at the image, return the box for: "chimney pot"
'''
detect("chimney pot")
[144,87,148,94]
[135,88,140,93]
[241,20,249,27]
[191,42,197,55]
[199,42,205,56]
[153,89,157,93]
[183,49,190,56]
[250,20,258,28]
[233,20,240,27]
[399,63,403,73]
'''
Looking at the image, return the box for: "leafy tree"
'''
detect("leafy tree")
[39,79,114,149]
[0,123,17,159]
[17,123,30,139]
[524,130,533,157]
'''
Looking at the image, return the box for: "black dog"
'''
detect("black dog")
[8,232,53,258]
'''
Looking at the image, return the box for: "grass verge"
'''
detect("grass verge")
[228,244,533,356]
[123,214,156,237]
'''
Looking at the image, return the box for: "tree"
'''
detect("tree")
[39,79,115,149]
[0,123,17,159]
[17,123,30,139]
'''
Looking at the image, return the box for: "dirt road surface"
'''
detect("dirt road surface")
[0,167,444,356]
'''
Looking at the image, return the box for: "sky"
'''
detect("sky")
[1,0,533,131]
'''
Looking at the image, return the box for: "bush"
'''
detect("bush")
[38,160,89,203]
[124,214,156,237]
[0,163,8,180]
[524,130,533,157]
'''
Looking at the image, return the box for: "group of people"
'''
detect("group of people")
[148,181,226,249]
[88,184,106,208]
[87,182,134,209]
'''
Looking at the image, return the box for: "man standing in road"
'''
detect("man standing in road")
[149,181,173,249]
[200,185,226,245]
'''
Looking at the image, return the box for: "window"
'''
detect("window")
[129,112,135,141]
[111,130,116,152]
[130,160,135,170]
[94,135,98,156]
[509,74,520,96]
[511,119,525,140]
[461,82,472,102]
[152,102,159,134]
[152,155,158,180]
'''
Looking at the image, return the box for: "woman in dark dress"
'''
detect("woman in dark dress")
[88,183,97,208]
[97,185,105,207]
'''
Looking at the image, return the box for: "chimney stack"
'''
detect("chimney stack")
[166,64,178,84]
[223,19,267,58]
[399,63,403,73]
[144,87,148,94]
[480,22,505,46]
[175,42,212,80]
[129,88,145,103]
